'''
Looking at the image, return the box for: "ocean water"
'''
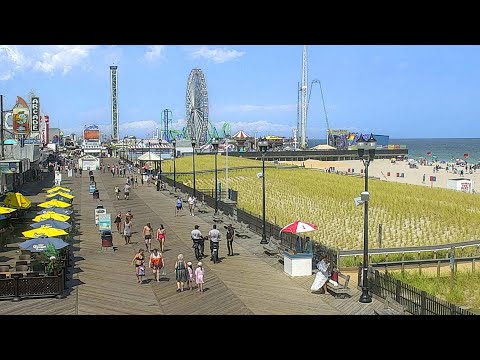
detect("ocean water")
[308,138,480,163]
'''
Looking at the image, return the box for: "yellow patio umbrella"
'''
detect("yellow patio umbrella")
[46,186,72,194]
[0,206,16,215]
[22,226,68,238]
[3,192,32,209]
[33,212,71,222]
[46,192,75,199]
[38,199,72,209]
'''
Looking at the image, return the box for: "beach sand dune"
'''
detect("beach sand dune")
[281,159,478,192]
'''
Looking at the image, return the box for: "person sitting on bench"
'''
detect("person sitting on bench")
[310,255,330,294]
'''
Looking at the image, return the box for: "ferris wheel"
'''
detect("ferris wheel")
[185,68,209,146]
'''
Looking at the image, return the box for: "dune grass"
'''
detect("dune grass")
[163,155,480,250]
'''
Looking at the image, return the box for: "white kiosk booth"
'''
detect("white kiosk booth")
[283,252,313,277]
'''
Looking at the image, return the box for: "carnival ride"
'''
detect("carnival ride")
[185,68,209,146]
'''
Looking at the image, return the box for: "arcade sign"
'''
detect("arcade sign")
[31,97,40,133]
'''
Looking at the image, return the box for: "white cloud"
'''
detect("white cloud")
[0,45,98,80]
[222,104,296,113]
[144,45,165,62]
[121,120,159,132]
[230,120,293,134]
[189,46,245,64]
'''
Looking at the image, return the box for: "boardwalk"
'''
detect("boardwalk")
[0,158,385,315]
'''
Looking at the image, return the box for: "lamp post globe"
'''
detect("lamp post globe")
[258,138,269,244]
[172,139,177,190]
[191,138,196,198]
[211,138,219,214]
[357,133,376,304]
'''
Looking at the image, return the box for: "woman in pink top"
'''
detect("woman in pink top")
[186,261,194,290]
[195,261,205,292]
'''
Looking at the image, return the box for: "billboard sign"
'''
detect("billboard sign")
[12,107,30,134]
[31,97,40,133]
[84,129,100,140]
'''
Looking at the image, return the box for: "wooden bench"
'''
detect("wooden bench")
[235,223,251,238]
[374,296,409,315]
[213,212,224,223]
[263,237,289,260]
[196,201,208,213]
[326,272,350,299]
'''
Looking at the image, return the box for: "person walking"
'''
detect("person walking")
[208,224,221,261]
[143,222,153,252]
[175,197,182,216]
[226,224,235,256]
[132,249,145,284]
[188,195,195,216]
[125,210,134,232]
[195,262,205,292]
[186,261,194,290]
[174,254,188,292]
[115,185,121,200]
[114,211,123,234]
[156,224,166,253]
[124,218,133,245]
[124,182,131,200]
[149,248,163,282]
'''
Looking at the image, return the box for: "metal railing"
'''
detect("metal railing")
[360,267,475,315]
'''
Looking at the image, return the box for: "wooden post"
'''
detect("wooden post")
[420,291,427,315]
[433,251,437,260]
[401,261,405,274]
[473,258,476,272]
[395,279,401,303]
[378,224,383,248]
[437,261,441,277]
[419,262,422,275]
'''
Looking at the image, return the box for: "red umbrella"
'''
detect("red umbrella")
[280,221,318,234]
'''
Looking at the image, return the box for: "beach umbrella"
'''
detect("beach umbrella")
[22,226,68,238]
[44,194,73,203]
[0,206,16,215]
[46,186,72,194]
[37,207,73,216]
[18,237,69,252]
[30,219,71,230]
[38,199,72,208]
[3,192,32,209]
[33,212,70,222]
[46,192,74,199]
[280,221,318,234]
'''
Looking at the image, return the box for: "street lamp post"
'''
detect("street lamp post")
[172,139,177,190]
[356,133,377,304]
[258,138,269,244]
[211,138,219,214]
[191,138,196,198]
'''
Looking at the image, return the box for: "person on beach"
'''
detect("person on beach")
[422,174,426,184]
[175,197,182,216]
[195,261,205,292]
[143,222,153,252]
[132,249,145,284]
[124,218,133,245]
[149,248,163,282]
[114,211,123,233]
[156,224,166,252]
[174,254,188,292]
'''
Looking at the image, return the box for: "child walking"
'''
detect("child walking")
[186,261,194,290]
[195,261,205,292]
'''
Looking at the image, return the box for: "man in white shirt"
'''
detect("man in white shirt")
[191,225,204,258]
[208,224,221,261]
[188,196,196,216]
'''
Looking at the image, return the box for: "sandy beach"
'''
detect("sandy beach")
[280,159,479,192]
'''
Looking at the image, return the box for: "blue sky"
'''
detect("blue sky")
[1,45,480,139]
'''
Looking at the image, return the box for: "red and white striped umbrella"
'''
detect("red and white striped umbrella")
[280,221,318,234]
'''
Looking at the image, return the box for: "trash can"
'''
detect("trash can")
[101,230,113,247]
[93,189,99,200]
[156,180,160,191]
[90,175,95,182]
